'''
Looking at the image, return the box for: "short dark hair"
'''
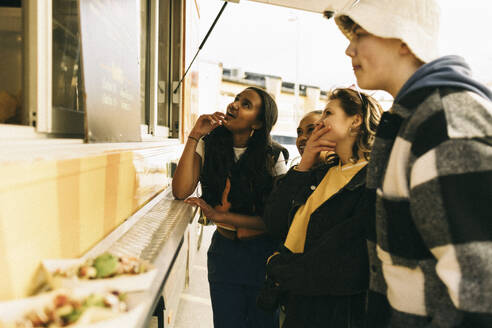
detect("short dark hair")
[300,110,322,122]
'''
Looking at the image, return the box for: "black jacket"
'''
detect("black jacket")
[263,163,370,296]
[263,163,371,327]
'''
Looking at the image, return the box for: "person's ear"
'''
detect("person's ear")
[352,114,362,129]
[399,42,424,65]
[399,42,412,56]
[252,121,263,130]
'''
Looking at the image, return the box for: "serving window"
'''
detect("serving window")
[52,0,84,135]
[0,2,25,126]
[0,0,182,142]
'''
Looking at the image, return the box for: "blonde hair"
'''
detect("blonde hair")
[328,88,383,162]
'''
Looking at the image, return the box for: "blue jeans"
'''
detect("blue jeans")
[207,231,279,328]
[209,281,278,328]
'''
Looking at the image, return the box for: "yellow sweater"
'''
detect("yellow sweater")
[284,160,367,253]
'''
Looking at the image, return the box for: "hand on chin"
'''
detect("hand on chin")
[318,131,336,143]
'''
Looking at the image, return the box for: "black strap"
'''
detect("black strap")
[173,2,229,94]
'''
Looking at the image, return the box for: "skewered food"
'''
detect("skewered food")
[53,253,149,280]
[9,291,127,327]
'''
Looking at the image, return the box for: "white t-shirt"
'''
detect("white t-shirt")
[195,138,287,176]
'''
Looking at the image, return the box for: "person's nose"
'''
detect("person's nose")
[228,101,238,112]
[345,40,356,57]
[317,119,331,130]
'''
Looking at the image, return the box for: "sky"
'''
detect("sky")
[197,0,492,92]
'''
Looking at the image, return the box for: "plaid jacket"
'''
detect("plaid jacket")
[366,86,492,327]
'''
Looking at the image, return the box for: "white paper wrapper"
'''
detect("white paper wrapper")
[0,288,146,328]
[41,258,157,293]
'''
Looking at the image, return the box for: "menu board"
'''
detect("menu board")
[79,0,141,142]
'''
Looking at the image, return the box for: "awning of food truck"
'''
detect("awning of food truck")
[245,0,332,13]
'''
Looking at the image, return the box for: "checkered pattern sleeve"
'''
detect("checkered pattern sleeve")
[408,90,492,320]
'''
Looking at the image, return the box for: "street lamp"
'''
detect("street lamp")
[288,12,302,122]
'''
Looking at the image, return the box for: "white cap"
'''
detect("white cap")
[327,0,441,63]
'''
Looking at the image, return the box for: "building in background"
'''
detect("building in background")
[198,61,393,160]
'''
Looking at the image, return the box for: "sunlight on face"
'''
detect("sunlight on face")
[223,89,263,134]
[319,99,357,143]
[345,26,403,91]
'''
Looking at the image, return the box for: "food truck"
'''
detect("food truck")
[0,0,330,326]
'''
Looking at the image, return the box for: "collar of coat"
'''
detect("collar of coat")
[313,162,367,191]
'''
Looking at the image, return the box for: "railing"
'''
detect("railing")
[84,187,199,328]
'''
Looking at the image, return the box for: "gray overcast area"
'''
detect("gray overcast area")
[198,0,492,92]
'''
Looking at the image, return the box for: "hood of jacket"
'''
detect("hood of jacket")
[395,55,492,104]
